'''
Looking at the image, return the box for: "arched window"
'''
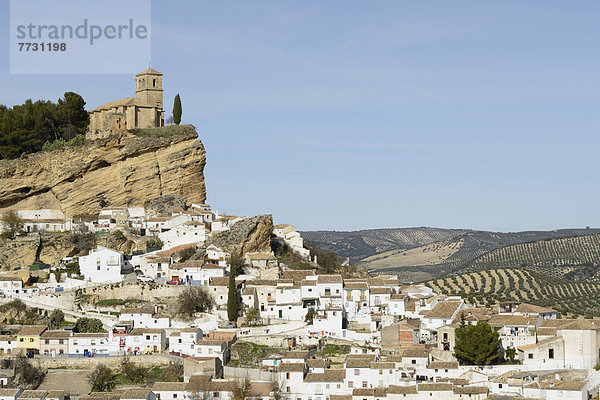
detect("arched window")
[153,79,156,87]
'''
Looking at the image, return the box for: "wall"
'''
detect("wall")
[33,353,180,369]
[223,366,278,382]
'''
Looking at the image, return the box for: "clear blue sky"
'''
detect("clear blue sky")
[1,1,599,232]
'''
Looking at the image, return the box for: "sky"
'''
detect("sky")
[1,1,599,232]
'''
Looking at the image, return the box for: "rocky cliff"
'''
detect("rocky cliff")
[0,125,206,215]
[198,215,274,258]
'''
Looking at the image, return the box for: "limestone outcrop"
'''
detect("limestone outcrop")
[201,215,274,257]
[0,125,206,216]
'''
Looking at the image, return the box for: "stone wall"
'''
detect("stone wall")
[33,354,180,370]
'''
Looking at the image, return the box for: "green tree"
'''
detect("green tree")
[227,254,246,322]
[304,308,316,324]
[177,286,215,316]
[0,92,89,159]
[55,92,90,139]
[88,364,117,392]
[454,321,502,365]
[1,210,23,239]
[227,273,239,322]
[50,309,64,328]
[75,317,104,333]
[173,94,182,125]
[505,346,517,363]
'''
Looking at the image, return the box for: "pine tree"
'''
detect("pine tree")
[173,94,182,125]
[454,321,502,365]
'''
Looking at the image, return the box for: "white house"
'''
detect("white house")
[68,332,117,357]
[78,246,124,283]
[158,221,206,249]
[0,335,17,357]
[0,277,23,298]
[119,306,171,329]
[168,327,203,355]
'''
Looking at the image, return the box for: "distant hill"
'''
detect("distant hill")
[301,227,470,261]
[302,227,600,282]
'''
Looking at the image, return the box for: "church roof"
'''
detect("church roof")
[91,97,157,112]
[136,67,162,76]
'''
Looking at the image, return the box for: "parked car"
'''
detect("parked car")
[136,275,154,283]
[166,280,180,285]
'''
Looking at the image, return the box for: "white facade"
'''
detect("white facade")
[79,246,124,283]
[0,278,23,298]
[158,221,206,249]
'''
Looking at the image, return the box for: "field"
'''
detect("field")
[359,240,463,270]
[427,268,600,317]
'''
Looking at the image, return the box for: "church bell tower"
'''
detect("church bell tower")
[135,67,163,109]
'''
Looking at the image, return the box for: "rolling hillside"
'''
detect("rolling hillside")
[302,227,600,282]
[461,234,600,280]
[427,268,600,317]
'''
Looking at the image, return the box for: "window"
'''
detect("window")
[354,369,359,375]
[549,349,554,359]
[348,382,353,388]
[19,338,23,342]
[362,381,368,388]
[287,387,290,393]
[411,359,416,364]
[528,354,533,359]
[379,370,383,375]
[45,339,50,344]
[173,395,177,399]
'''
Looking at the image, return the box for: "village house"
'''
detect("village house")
[119,306,171,329]
[39,330,71,357]
[78,246,125,283]
[0,335,16,357]
[168,327,203,355]
[128,328,166,354]
[0,277,23,298]
[158,221,206,249]
[168,261,225,286]
[68,332,116,357]
[17,325,47,356]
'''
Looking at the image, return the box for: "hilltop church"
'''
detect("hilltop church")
[88,67,165,138]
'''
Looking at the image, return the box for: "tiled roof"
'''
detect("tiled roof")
[428,361,458,369]
[18,325,47,336]
[417,383,453,392]
[423,301,462,319]
[278,363,306,372]
[152,382,187,391]
[303,369,345,382]
[387,385,418,394]
[317,275,343,284]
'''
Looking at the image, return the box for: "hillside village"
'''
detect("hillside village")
[1,199,600,399]
[0,69,598,400]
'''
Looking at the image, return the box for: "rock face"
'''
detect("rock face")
[204,215,274,257]
[0,125,206,215]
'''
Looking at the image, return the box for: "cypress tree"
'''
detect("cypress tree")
[173,94,182,125]
[227,273,238,322]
